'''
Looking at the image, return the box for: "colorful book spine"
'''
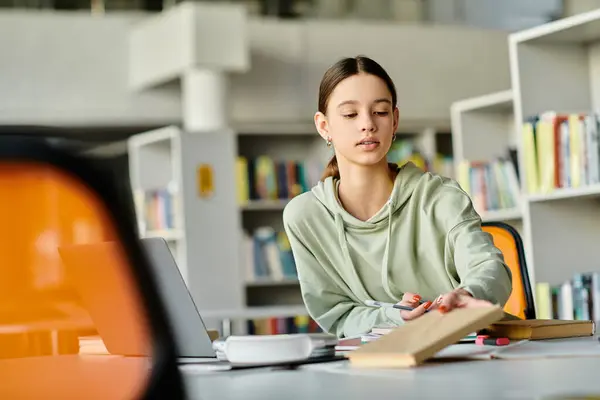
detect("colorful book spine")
[246,315,322,335]
[135,188,178,231]
[521,111,600,194]
[235,156,323,205]
[242,227,298,282]
[387,139,454,179]
[535,272,600,323]
[455,158,520,215]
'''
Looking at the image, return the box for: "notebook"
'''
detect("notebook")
[347,305,505,368]
[433,336,600,362]
[484,336,600,360]
[480,319,595,340]
[366,328,478,343]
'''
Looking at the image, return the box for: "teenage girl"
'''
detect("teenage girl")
[282,56,512,339]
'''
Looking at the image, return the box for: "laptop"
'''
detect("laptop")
[58,238,217,362]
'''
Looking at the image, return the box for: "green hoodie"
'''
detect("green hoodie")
[282,162,512,338]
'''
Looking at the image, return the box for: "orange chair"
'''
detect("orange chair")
[0,134,186,398]
[482,221,536,320]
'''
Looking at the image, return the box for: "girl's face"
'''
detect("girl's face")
[315,72,399,168]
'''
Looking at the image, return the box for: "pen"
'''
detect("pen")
[364,299,431,313]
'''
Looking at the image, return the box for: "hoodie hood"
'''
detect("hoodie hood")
[311,162,424,227]
[310,162,425,302]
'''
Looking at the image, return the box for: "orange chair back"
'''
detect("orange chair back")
[482,222,535,320]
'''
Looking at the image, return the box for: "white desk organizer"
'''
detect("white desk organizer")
[212,333,338,365]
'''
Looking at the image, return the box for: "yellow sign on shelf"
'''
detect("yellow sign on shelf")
[197,164,214,198]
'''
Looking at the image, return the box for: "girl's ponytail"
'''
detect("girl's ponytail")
[320,155,340,181]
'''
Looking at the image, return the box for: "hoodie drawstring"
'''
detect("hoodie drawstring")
[380,199,397,300]
[335,213,371,302]
[334,199,398,303]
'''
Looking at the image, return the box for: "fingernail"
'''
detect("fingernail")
[412,295,421,302]
[439,305,448,313]
[424,301,432,309]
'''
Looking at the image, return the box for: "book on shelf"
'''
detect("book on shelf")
[234,142,454,207]
[521,111,600,194]
[455,157,521,215]
[242,227,297,282]
[535,272,600,323]
[133,187,179,233]
[246,315,322,335]
[387,139,455,179]
[235,156,323,205]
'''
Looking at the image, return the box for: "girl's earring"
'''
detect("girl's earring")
[326,137,332,147]
[392,133,396,142]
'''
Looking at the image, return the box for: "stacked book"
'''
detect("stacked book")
[360,327,478,345]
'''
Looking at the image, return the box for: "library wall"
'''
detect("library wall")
[299,21,511,125]
[1,11,512,130]
[0,11,181,127]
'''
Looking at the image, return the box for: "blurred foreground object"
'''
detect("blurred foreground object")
[0,134,184,399]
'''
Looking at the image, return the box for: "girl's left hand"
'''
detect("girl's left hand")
[428,288,493,314]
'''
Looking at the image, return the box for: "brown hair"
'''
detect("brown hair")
[318,55,398,181]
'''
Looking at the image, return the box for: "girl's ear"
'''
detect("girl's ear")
[393,106,400,132]
[314,111,329,140]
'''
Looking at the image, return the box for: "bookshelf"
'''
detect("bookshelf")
[509,10,600,285]
[450,90,522,229]
[128,126,185,271]
[506,9,600,321]
[236,131,322,315]
[449,11,600,322]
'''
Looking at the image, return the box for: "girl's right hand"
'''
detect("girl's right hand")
[398,292,432,321]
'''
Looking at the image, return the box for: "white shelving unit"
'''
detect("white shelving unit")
[449,10,600,315]
[128,126,187,275]
[451,90,515,163]
[450,90,523,229]
[128,125,246,325]
[479,207,523,224]
[508,9,600,289]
